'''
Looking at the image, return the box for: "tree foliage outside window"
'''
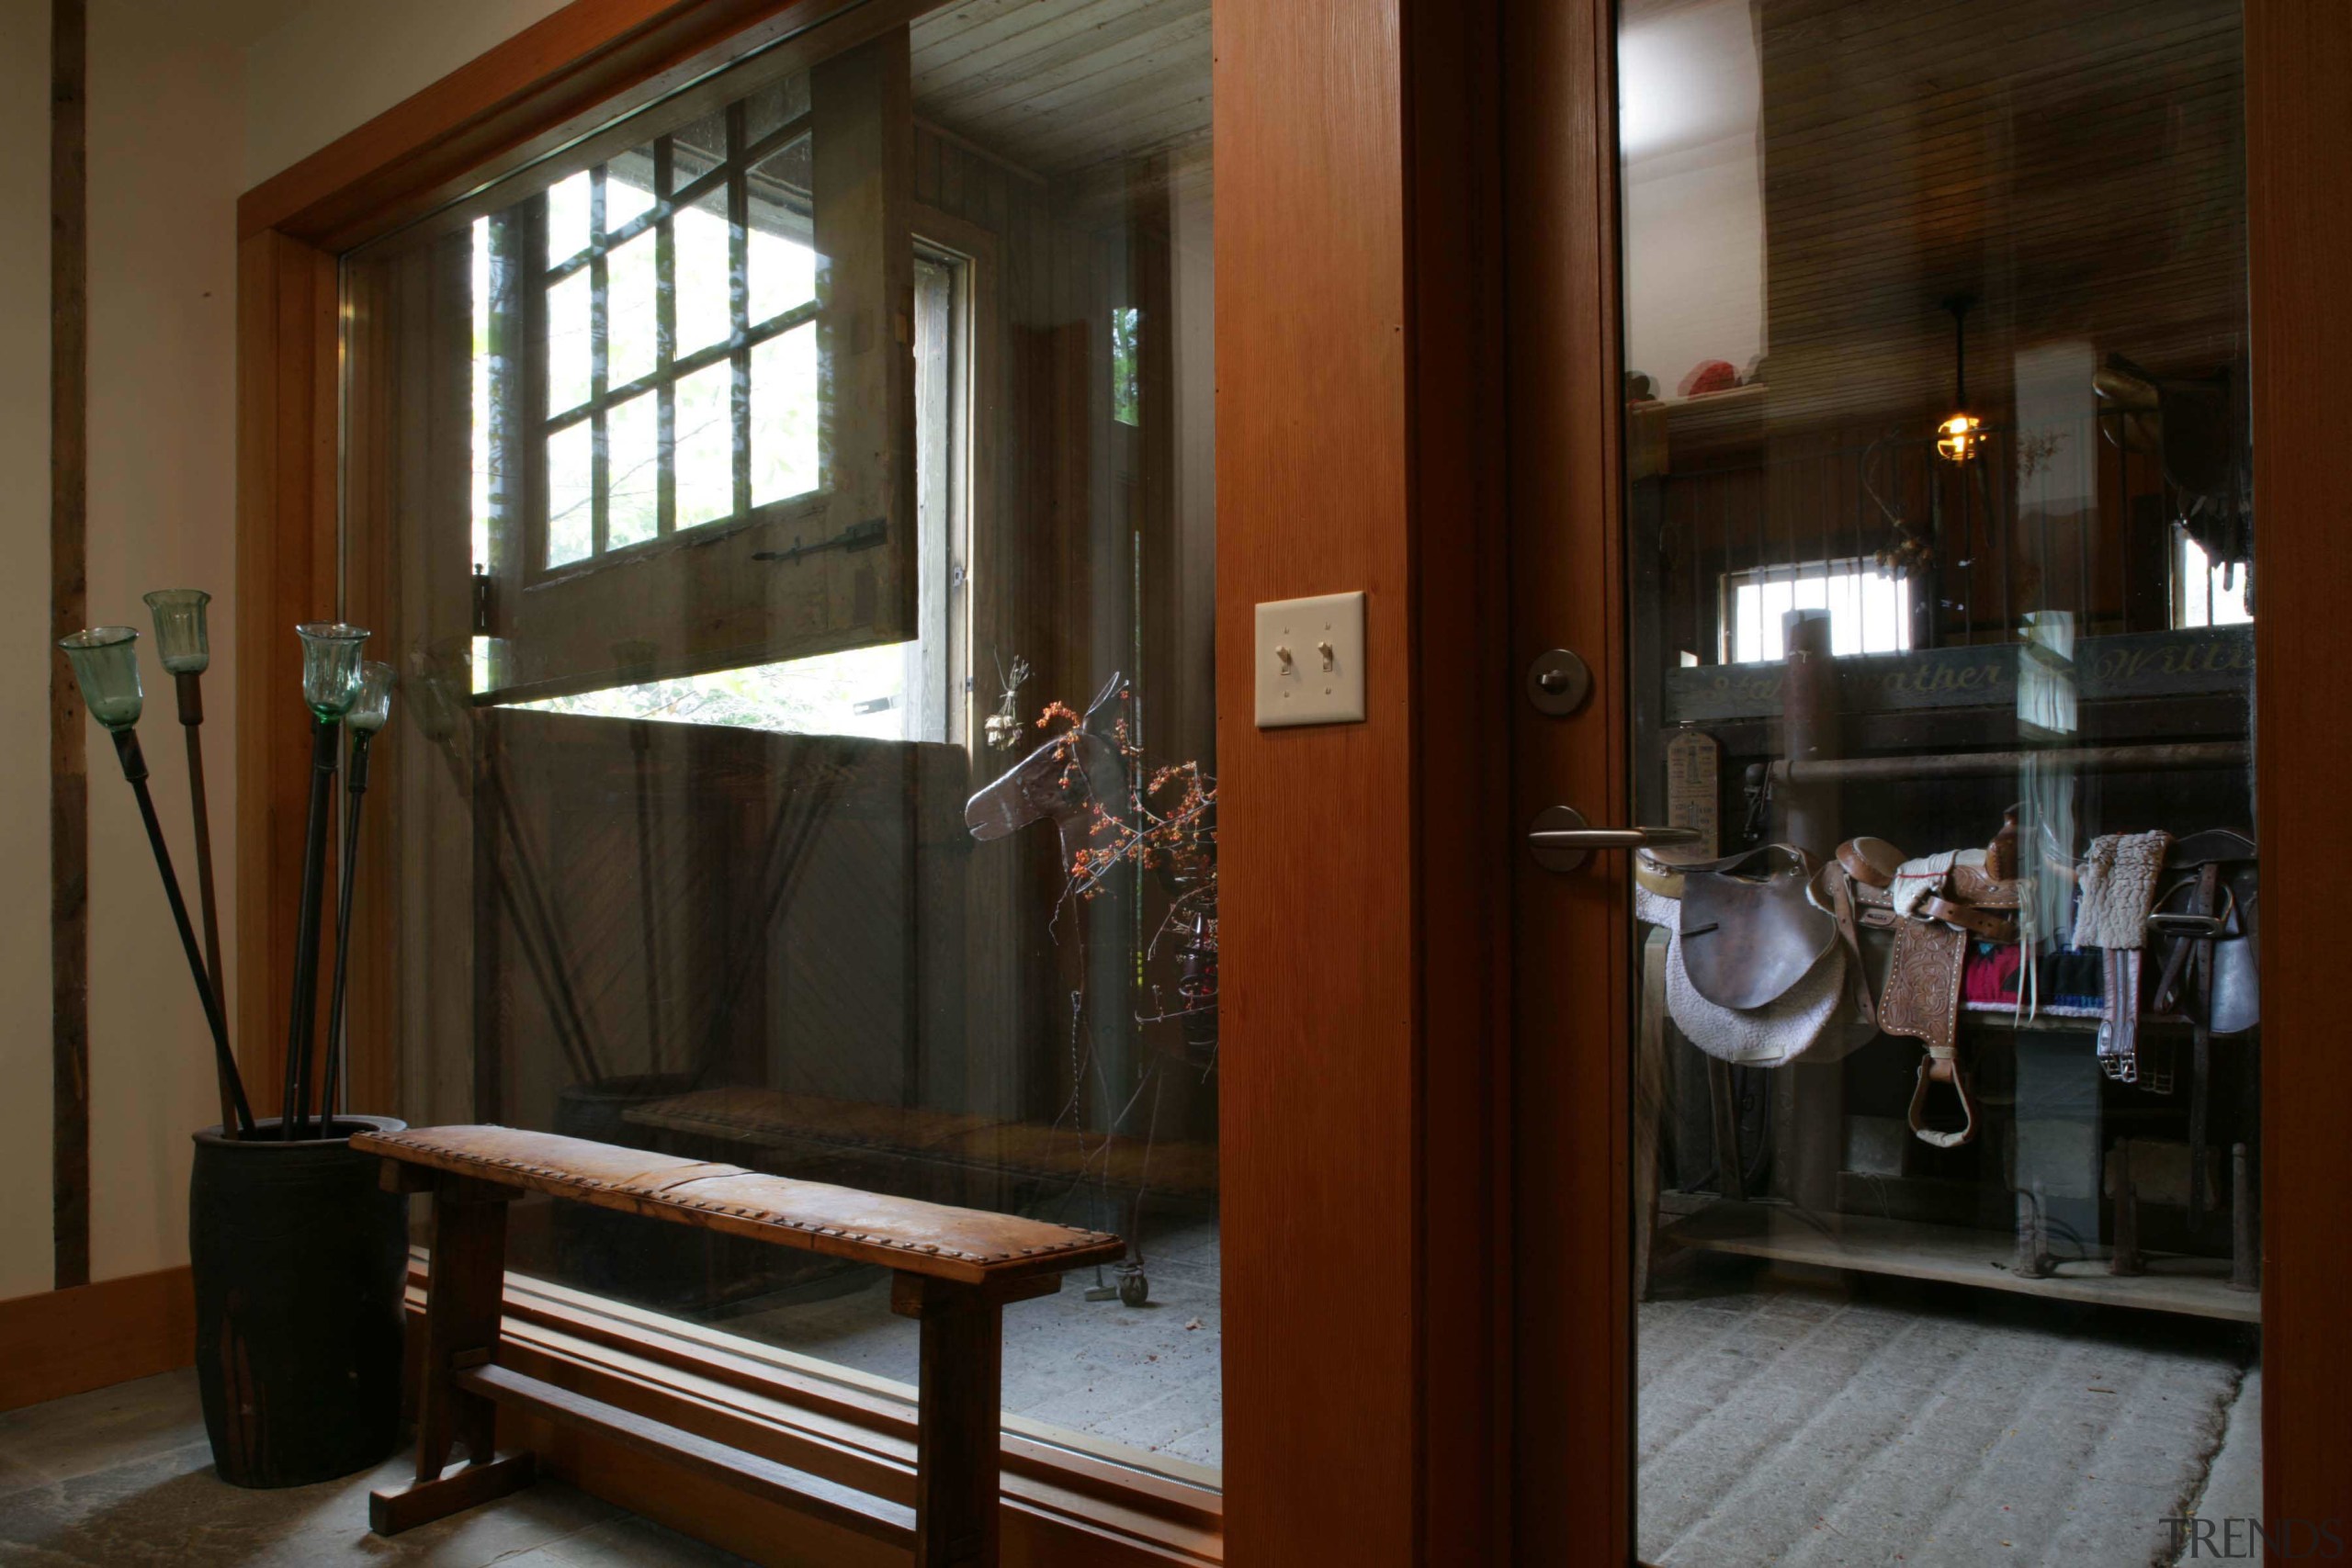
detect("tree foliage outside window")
[1112,304,1140,426]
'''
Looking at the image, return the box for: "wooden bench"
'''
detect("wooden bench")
[353,1124,1125,1567]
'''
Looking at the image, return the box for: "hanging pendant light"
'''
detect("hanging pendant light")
[1937,294,1984,462]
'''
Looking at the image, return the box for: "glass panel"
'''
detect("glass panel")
[545,420,593,567]
[544,269,592,415]
[345,0,1219,1487]
[605,230,658,389]
[1617,3,2256,1562]
[674,185,733,359]
[748,136,816,323]
[673,359,734,530]
[750,322,819,507]
[606,390,660,549]
[545,169,591,268]
[605,150,658,234]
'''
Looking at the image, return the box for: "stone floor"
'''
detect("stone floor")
[0,1371,751,1568]
[1637,1252,2263,1568]
[2,1236,2267,1567]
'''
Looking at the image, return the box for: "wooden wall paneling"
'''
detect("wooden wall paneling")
[1503,0,1634,1562]
[49,0,90,1290]
[2245,0,2352,1538]
[0,1268,195,1412]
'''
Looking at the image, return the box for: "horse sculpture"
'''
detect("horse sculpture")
[963,671,1128,867]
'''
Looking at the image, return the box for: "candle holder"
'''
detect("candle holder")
[319,661,393,1124]
[57,626,252,1135]
[284,623,370,1137]
[144,589,226,1018]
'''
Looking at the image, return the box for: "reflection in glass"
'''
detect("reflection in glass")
[1618,1,2257,1561]
[345,0,1222,1484]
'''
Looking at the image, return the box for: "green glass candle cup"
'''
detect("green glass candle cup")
[295,623,371,721]
[58,626,144,730]
[347,661,396,735]
[143,589,213,675]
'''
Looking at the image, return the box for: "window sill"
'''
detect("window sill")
[403,1257,1222,1566]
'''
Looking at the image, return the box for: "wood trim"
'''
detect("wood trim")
[435,1267,1220,1565]
[235,229,340,1122]
[1503,0,1633,1561]
[1216,0,1509,1562]
[0,1268,195,1413]
[2245,0,2352,1538]
[1402,0,1511,1559]
[238,0,890,252]
[1511,2,2352,1560]
[237,3,1252,1562]
[48,0,89,1292]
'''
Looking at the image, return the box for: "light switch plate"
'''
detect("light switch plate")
[1255,591,1366,728]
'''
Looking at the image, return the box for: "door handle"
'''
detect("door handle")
[1528,806,1701,873]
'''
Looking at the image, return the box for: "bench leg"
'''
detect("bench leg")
[370,1184,535,1536]
[893,1275,1004,1568]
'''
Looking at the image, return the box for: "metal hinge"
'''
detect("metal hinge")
[471,565,493,634]
[752,517,888,565]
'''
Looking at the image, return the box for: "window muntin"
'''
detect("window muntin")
[522,89,820,576]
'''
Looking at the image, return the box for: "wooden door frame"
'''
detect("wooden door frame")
[1216,0,1510,1562]
[236,0,1514,1562]
[1508,1,2352,1560]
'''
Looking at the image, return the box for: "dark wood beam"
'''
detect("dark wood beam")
[48,0,89,1292]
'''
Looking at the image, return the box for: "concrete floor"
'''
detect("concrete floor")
[0,1371,750,1568]
[1638,1253,2263,1568]
[717,1212,1223,1473]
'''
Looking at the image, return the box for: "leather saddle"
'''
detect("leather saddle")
[1833,813,2025,1149]
[2147,828,2259,1224]
[1678,845,1836,1010]
[1638,843,1878,1067]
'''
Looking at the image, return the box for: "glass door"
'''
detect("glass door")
[1583,3,2263,1561]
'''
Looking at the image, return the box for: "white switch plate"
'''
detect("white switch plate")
[1255,591,1366,728]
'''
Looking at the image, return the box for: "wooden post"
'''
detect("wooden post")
[891,1272,1006,1568]
[370,1168,533,1535]
[1780,609,1844,1215]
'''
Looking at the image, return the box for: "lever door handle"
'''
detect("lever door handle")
[1528,806,1701,873]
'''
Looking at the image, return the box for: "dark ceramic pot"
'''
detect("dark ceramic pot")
[188,1115,409,1488]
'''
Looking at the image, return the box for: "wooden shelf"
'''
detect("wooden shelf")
[1658,1197,2257,1324]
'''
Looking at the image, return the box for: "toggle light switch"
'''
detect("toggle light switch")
[1255,591,1365,728]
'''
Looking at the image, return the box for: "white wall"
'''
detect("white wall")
[0,0,564,1299]
[1620,0,1767,398]
[244,0,570,187]
[0,0,57,1303]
